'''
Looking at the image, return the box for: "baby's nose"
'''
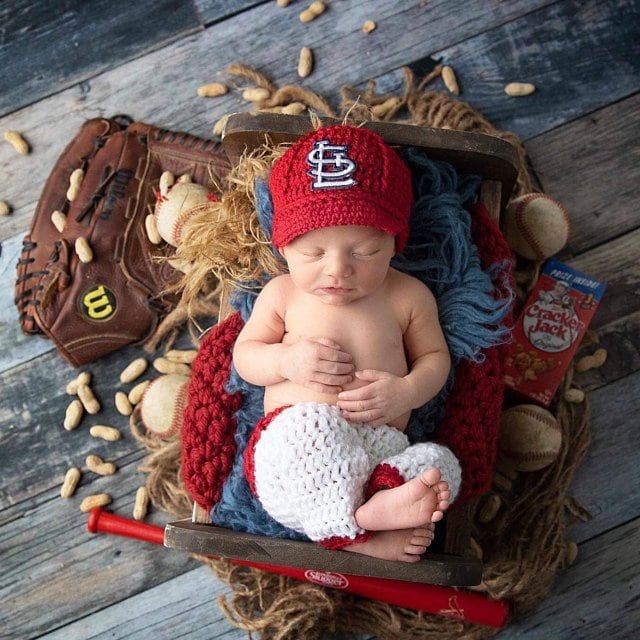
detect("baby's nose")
[325,254,353,277]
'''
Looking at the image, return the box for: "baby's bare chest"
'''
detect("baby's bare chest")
[283,298,408,373]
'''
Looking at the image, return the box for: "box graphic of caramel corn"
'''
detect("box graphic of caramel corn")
[504,258,606,406]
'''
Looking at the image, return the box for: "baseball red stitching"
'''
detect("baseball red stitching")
[173,201,216,245]
[501,407,561,461]
[140,378,188,437]
[515,193,546,261]
[514,194,570,261]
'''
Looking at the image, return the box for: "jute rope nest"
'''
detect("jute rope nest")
[133,64,592,639]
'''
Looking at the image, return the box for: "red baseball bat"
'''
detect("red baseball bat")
[87,508,508,628]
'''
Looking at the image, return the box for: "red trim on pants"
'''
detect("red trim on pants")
[365,463,405,499]
[243,405,290,496]
[320,530,372,550]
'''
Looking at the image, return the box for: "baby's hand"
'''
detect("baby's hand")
[280,337,354,393]
[337,370,413,426]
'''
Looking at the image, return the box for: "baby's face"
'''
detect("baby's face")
[281,225,395,306]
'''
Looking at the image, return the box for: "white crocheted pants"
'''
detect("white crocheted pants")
[249,402,461,545]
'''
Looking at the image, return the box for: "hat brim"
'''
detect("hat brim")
[271,190,408,252]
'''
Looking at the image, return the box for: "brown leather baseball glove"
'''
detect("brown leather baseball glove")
[15,116,230,367]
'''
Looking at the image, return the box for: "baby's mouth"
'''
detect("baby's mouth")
[321,286,353,294]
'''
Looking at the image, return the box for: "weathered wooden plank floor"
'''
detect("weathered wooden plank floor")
[1,1,638,638]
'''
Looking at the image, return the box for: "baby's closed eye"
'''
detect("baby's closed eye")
[352,249,380,259]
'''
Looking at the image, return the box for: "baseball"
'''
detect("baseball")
[154,182,212,247]
[139,373,190,439]
[502,193,570,261]
[498,404,562,472]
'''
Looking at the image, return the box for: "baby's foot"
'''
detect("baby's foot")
[355,468,451,531]
[343,526,435,563]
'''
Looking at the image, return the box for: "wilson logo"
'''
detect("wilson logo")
[80,285,116,321]
[304,570,349,589]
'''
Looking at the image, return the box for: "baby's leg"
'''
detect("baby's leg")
[343,525,436,563]
[355,443,462,531]
[247,402,372,544]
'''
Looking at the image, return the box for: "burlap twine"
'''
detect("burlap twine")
[133,64,592,639]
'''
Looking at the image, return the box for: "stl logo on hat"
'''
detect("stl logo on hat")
[306,139,357,190]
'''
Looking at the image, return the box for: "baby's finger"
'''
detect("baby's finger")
[317,360,354,376]
[336,397,377,413]
[317,346,353,364]
[339,408,386,425]
[337,386,377,402]
[312,372,353,387]
[314,337,351,355]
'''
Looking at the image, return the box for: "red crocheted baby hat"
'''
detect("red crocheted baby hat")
[269,124,413,251]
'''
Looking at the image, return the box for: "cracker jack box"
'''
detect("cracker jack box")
[504,258,606,406]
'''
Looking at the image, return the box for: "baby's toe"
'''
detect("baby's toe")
[414,537,433,549]
[411,532,433,546]
[420,468,442,488]
[434,480,450,495]
[400,553,422,563]
[405,542,428,555]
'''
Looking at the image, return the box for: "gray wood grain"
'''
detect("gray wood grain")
[431,0,640,139]
[0,232,56,374]
[0,458,199,638]
[0,346,160,509]
[578,311,640,392]
[561,229,640,389]
[0,0,552,242]
[195,0,266,25]
[37,565,247,640]
[564,370,640,543]
[526,92,640,255]
[0,0,203,117]
[497,518,640,639]
[569,228,640,331]
[1,1,639,639]
[0,0,634,244]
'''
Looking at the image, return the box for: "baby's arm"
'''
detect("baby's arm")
[233,276,354,392]
[338,277,450,425]
[399,282,451,405]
